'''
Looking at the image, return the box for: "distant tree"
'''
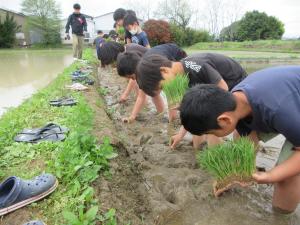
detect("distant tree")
[21,0,62,45]
[155,0,192,30]
[220,21,240,41]
[0,12,21,48]
[237,10,284,41]
[143,19,172,46]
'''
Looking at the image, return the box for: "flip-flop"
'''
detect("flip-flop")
[0,174,58,216]
[14,131,65,143]
[84,78,95,85]
[49,98,77,107]
[19,123,69,135]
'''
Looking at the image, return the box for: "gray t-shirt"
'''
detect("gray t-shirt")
[232,66,300,147]
[181,53,247,90]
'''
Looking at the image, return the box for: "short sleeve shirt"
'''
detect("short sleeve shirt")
[131,31,149,47]
[181,53,247,90]
[232,66,300,147]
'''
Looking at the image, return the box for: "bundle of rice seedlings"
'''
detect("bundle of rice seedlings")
[162,74,189,108]
[198,137,256,197]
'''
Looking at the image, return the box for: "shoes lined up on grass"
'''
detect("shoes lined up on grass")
[0,174,58,216]
[22,221,45,225]
[14,123,69,143]
[49,97,77,107]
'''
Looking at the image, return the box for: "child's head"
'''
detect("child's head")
[136,54,177,97]
[180,84,238,137]
[73,3,81,13]
[113,8,127,26]
[97,30,104,36]
[98,41,125,66]
[123,14,139,35]
[117,52,142,79]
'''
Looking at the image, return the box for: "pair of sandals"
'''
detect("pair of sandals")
[49,97,77,107]
[14,123,69,143]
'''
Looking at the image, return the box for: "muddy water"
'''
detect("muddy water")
[98,62,300,225]
[0,50,72,116]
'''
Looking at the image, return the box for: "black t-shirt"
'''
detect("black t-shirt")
[125,29,132,43]
[232,66,300,147]
[65,13,87,36]
[145,43,186,61]
[181,53,247,90]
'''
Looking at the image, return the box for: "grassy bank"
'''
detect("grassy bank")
[0,49,117,224]
[187,40,300,53]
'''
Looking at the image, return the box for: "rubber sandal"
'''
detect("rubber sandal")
[49,98,77,107]
[0,174,58,216]
[18,123,69,135]
[14,131,66,143]
[22,221,46,225]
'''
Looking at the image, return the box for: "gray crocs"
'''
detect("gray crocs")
[0,174,58,216]
[22,221,45,225]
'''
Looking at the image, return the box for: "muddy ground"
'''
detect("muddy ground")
[94,66,300,225]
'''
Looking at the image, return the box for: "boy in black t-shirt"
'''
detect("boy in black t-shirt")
[180,66,300,213]
[136,53,247,149]
[116,43,187,123]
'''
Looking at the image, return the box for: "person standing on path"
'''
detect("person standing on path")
[65,3,87,60]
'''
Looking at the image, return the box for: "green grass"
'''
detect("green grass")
[0,49,117,224]
[162,74,189,107]
[187,40,300,53]
[198,138,256,187]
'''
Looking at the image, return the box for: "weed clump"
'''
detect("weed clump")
[198,138,256,196]
[162,74,189,107]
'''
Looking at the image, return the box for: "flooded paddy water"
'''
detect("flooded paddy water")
[0,49,72,116]
[96,58,300,225]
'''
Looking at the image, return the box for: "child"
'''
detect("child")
[93,30,105,58]
[136,53,247,149]
[123,14,150,48]
[98,42,147,67]
[65,3,87,60]
[117,43,187,123]
[113,8,136,44]
[180,66,300,213]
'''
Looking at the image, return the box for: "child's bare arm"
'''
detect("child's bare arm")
[120,79,137,103]
[170,126,187,149]
[253,148,300,183]
[122,89,147,123]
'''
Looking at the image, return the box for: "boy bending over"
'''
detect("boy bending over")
[180,66,300,213]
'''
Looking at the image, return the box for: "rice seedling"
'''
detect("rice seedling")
[198,137,256,196]
[162,74,189,107]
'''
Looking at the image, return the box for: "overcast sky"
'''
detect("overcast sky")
[1,0,299,38]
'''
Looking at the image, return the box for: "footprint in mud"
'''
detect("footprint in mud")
[140,133,153,145]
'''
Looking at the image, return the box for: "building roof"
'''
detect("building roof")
[94,12,114,19]
[0,7,25,17]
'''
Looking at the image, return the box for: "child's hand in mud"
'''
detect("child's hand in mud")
[119,93,128,103]
[170,133,183,149]
[252,171,272,184]
[122,116,135,124]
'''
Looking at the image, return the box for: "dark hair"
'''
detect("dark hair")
[113,8,127,21]
[126,10,137,17]
[136,54,172,97]
[73,3,81,9]
[117,52,142,77]
[97,30,103,34]
[98,41,125,66]
[180,84,237,135]
[123,14,138,27]
[103,34,109,39]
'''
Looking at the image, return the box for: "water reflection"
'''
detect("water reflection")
[0,50,73,116]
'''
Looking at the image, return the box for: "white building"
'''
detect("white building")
[94,12,115,34]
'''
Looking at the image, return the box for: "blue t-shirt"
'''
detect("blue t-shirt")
[131,31,149,47]
[232,66,300,147]
[94,36,105,52]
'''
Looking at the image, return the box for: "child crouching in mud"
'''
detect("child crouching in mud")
[180,66,300,213]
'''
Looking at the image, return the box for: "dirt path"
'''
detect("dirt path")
[94,66,300,225]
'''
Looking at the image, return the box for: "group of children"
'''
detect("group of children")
[93,7,300,214]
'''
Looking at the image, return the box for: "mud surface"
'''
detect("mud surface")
[96,66,300,225]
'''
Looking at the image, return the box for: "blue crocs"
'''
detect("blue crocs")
[22,221,46,225]
[0,174,58,216]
